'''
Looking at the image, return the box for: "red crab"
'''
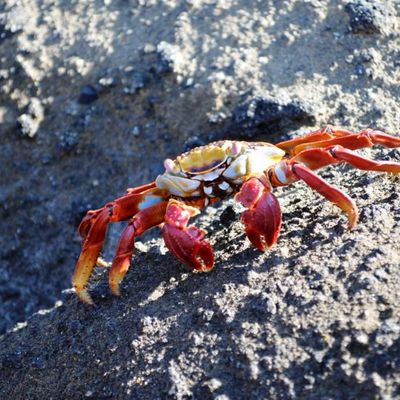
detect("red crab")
[73,126,400,304]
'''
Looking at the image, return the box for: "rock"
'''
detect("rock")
[56,131,81,153]
[345,1,396,35]
[78,85,99,105]
[16,97,44,138]
[1,4,30,34]
[231,95,316,138]
[123,72,148,95]
[17,114,39,138]
[131,125,141,136]
[0,22,15,44]
[98,76,117,88]
[156,41,183,74]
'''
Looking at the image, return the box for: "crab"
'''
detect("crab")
[73,126,400,304]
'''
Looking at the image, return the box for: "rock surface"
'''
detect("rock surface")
[0,0,399,398]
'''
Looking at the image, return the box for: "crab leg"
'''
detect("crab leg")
[78,182,159,240]
[73,184,169,304]
[277,126,400,156]
[109,201,169,297]
[270,161,358,228]
[235,177,282,251]
[291,130,400,156]
[276,125,353,155]
[294,145,400,174]
[291,163,359,228]
[162,199,214,272]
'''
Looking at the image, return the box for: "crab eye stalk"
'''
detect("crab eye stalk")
[231,142,242,156]
[164,158,176,172]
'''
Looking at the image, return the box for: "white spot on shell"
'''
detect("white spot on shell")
[218,181,230,191]
[204,186,213,196]
[274,163,288,184]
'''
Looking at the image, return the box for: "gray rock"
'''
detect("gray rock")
[16,97,44,138]
[345,1,396,34]
[231,95,316,138]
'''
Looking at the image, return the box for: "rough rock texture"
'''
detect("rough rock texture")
[0,0,399,399]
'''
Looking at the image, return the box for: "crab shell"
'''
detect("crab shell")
[155,141,286,199]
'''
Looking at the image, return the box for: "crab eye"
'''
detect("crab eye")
[231,142,242,155]
[178,146,227,175]
[164,158,177,173]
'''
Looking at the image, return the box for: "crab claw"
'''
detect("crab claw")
[162,200,214,272]
[235,177,282,251]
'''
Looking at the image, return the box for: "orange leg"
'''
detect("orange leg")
[276,125,352,155]
[294,145,400,173]
[78,182,159,241]
[329,146,400,173]
[290,163,359,229]
[277,126,400,156]
[270,160,358,228]
[73,184,169,304]
[270,138,400,229]
[109,201,169,297]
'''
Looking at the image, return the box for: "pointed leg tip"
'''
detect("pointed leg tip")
[110,285,122,297]
[345,203,359,230]
[109,278,122,297]
[249,237,276,252]
[199,260,215,272]
[266,240,278,249]
[347,212,359,230]
[255,244,267,252]
[75,287,95,305]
